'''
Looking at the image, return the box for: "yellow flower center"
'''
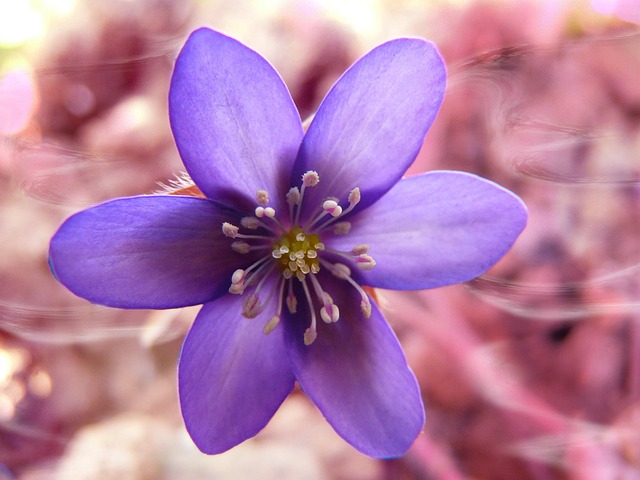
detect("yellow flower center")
[271,227,323,280]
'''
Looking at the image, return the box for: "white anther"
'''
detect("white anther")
[333,221,351,235]
[255,206,266,217]
[222,222,239,238]
[314,242,325,250]
[302,170,320,187]
[231,269,245,285]
[296,258,305,267]
[322,200,342,217]
[320,304,340,323]
[307,250,317,259]
[311,263,320,273]
[286,187,301,206]
[229,268,246,294]
[320,307,332,324]
[300,264,310,274]
[272,249,283,259]
[288,261,298,271]
[263,315,280,334]
[304,327,317,345]
[279,246,290,254]
[256,189,269,206]
[348,187,361,207]
[361,298,372,318]
[283,269,293,280]
[295,251,305,260]
[355,254,376,270]
[289,252,296,261]
[242,294,261,318]
[296,232,306,241]
[332,305,340,322]
[264,207,276,218]
[240,216,261,229]
[351,244,370,255]
[231,241,251,254]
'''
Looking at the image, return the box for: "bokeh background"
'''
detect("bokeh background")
[1,0,640,478]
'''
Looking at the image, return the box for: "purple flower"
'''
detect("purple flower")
[49,28,527,458]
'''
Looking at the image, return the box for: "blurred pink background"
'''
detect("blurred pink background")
[1,0,639,479]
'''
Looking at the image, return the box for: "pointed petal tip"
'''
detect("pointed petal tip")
[292,34,447,218]
[169,26,302,213]
[178,296,295,455]
[284,281,425,458]
[49,196,242,309]
[333,171,527,291]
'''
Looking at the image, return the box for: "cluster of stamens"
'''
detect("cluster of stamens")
[222,170,375,345]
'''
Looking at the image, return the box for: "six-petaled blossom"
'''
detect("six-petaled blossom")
[48,28,527,458]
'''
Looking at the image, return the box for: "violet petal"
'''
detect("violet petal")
[169,28,303,214]
[284,274,424,458]
[330,171,527,290]
[49,196,244,309]
[179,288,295,454]
[292,38,446,220]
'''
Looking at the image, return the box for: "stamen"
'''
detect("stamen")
[304,328,317,345]
[228,254,272,294]
[232,269,245,284]
[302,171,320,187]
[264,315,280,334]
[295,171,320,226]
[308,274,340,324]
[322,246,376,270]
[287,187,301,223]
[320,302,340,323]
[241,216,261,229]
[242,293,261,318]
[222,221,273,242]
[301,278,317,346]
[348,187,361,207]
[240,215,280,236]
[360,298,372,318]
[286,280,297,313]
[333,221,351,235]
[351,244,370,255]
[229,268,246,294]
[222,222,239,238]
[320,259,372,318]
[286,187,301,206]
[322,200,343,218]
[243,261,275,291]
[355,254,376,270]
[241,262,279,319]
[256,189,269,206]
[231,241,251,254]
[263,278,287,335]
[313,186,361,232]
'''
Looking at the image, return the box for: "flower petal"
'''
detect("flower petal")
[49,196,246,309]
[284,275,424,458]
[292,38,446,220]
[330,171,527,290]
[169,28,303,214]
[179,288,295,454]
